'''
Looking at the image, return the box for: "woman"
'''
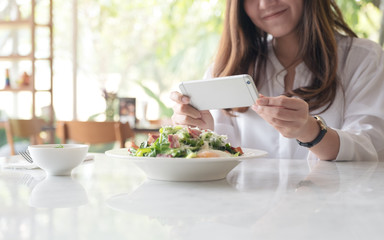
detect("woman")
[170,0,384,161]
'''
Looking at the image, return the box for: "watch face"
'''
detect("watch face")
[315,115,327,130]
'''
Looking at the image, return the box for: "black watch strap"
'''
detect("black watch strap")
[296,116,328,148]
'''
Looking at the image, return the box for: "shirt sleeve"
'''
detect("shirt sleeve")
[335,39,384,161]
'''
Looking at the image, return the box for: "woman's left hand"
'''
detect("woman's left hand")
[251,95,316,141]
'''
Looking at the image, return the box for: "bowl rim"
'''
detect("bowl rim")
[105,148,267,162]
[28,144,89,149]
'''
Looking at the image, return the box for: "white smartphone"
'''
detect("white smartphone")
[179,74,259,110]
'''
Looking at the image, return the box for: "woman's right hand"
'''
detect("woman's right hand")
[169,91,214,130]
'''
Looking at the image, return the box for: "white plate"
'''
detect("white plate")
[105,148,267,181]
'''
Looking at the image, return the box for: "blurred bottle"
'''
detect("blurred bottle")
[5,69,11,88]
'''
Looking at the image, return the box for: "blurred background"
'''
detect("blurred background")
[0,0,383,155]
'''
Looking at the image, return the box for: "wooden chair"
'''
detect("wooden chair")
[55,121,135,148]
[5,118,45,155]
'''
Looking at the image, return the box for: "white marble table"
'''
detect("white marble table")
[0,153,383,240]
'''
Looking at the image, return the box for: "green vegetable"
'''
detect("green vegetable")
[55,144,64,148]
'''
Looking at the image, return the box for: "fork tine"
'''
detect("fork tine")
[19,151,33,163]
[25,151,33,163]
[19,152,29,163]
[24,152,33,163]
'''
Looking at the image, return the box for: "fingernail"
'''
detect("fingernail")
[181,96,189,104]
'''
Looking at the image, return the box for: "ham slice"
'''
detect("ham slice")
[188,127,201,138]
[147,134,159,145]
[168,134,180,148]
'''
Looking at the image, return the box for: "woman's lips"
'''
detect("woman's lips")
[262,8,288,20]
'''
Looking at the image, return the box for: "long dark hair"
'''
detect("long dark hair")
[213,0,357,113]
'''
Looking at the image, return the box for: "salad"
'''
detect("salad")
[128,126,243,158]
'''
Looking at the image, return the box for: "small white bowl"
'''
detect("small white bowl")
[28,144,89,176]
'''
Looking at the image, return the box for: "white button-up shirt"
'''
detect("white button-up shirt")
[210,37,384,161]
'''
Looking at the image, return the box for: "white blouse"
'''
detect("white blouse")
[210,37,384,161]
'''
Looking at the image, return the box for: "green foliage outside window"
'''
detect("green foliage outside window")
[336,0,383,40]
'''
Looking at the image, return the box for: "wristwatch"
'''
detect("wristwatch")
[296,115,328,148]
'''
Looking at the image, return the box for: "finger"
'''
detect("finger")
[200,110,214,129]
[274,125,298,138]
[255,105,299,121]
[169,91,190,104]
[172,114,206,128]
[172,102,202,119]
[269,117,301,128]
[256,96,304,110]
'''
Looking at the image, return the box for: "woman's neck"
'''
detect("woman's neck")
[273,33,302,92]
[273,33,301,68]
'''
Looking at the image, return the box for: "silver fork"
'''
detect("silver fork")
[19,150,33,163]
